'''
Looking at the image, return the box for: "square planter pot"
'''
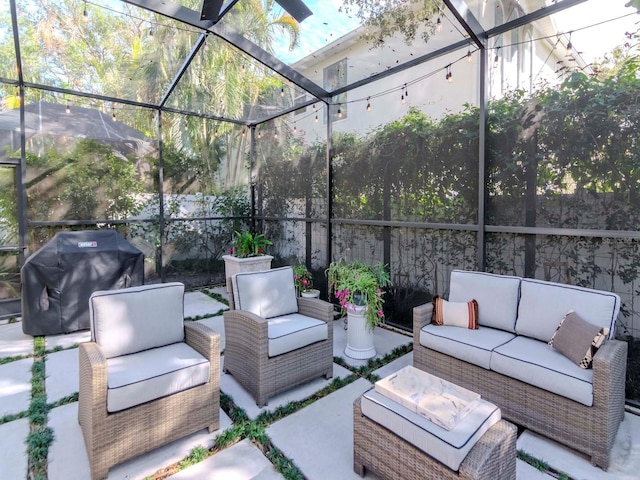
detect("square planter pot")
[222,254,273,307]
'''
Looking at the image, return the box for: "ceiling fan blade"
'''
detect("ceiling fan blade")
[275,0,312,23]
[200,0,225,22]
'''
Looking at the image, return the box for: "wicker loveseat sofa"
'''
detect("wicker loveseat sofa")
[413,270,627,470]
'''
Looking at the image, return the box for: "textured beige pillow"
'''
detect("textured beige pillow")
[432,296,479,329]
[548,310,609,369]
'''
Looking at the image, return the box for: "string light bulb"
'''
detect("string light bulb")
[493,47,500,69]
[566,32,573,56]
[366,97,371,112]
[258,131,262,139]
[149,26,154,37]
[242,128,246,137]
[293,122,297,133]
[401,93,405,105]
[467,48,472,63]
[280,88,284,97]
[112,110,116,122]
[447,66,453,83]
[404,84,408,98]
[315,113,318,123]
[436,17,442,32]
[337,106,342,118]
[274,130,278,139]
[83,0,88,19]
[66,102,71,114]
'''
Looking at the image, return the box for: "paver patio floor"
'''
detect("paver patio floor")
[1,288,639,479]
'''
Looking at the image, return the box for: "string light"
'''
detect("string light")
[447,65,453,83]
[293,122,297,133]
[315,113,318,123]
[436,17,442,32]
[83,0,88,19]
[66,102,71,114]
[111,108,116,122]
[566,32,573,56]
[366,97,371,112]
[280,88,284,97]
[401,92,405,104]
[467,48,472,63]
[493,47,500,69]
[404,84,408,98]
[258,131,262,139]
[242,128,246,137]
[274,130,278,139]
[337,105,342,118]
[149,26,154,37]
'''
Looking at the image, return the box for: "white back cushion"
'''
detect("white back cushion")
[449,270,521,332]
[515,279,620,342]
[233,266,298,319]
[90,282,185,359]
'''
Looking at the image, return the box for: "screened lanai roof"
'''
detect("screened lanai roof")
[0,0,616,125]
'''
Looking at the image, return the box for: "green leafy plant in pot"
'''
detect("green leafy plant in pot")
[229,230,272,258]
[326,260,391,330]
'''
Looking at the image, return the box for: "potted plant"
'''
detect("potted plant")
[326,260,391,359]
[222,230,274,303]
[292,264,320,298]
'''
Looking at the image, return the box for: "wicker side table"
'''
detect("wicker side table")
[353,397,517,480]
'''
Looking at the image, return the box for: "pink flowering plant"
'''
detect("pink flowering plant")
[326,260,391,330]
[292,264,314,293]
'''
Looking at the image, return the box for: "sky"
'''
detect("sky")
[272,0,640,66]
[552,0,640,64]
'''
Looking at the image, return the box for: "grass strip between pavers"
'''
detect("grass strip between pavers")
[26,336,54,480]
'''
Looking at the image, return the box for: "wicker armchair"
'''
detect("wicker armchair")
[223,267,334,406]
[79,283,220,480]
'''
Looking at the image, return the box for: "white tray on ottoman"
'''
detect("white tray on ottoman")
[375,365,481,431]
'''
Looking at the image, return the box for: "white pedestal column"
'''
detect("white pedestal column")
[345,305,376,359]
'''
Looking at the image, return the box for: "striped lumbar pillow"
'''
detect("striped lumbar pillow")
[432,296,479,329]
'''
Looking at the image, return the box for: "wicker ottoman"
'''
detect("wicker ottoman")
[353,397,517,480]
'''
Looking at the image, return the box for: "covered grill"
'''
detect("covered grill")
[21,230,144,336]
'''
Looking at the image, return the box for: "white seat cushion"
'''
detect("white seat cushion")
[420,324,515,369]
[361,388,501,471]
[491,336,593,406]
[515,278,620,342]
[449,270,521,332]
[268,313,328,357]
[234,266,298,319]
[90,282,185,358]
[106,342,209,412]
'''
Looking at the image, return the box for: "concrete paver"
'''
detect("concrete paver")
[0,322,34,359]
[46,348,79,403]
[169,439,284,480]
[0,357,32,417]
[184,291,228,319]
[0,417,29,479]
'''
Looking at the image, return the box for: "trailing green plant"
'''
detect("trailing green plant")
[326,260,391,330]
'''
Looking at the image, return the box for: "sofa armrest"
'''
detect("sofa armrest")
[223,309,269,360]
[592,339,627,411]
[297,297,334,324]
[185,322,220,361]
[78,342,107,428]
[413,302,434,345]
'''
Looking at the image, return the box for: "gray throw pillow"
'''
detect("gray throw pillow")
[548,310,609,369]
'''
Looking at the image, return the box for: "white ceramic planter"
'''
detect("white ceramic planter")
[222,254,273,306]
[301,289,320,298]
[344,304,376,359]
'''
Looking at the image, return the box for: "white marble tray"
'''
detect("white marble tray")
[375,365,481,430]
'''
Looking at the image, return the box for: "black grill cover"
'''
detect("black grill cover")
[21,230,144,335]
